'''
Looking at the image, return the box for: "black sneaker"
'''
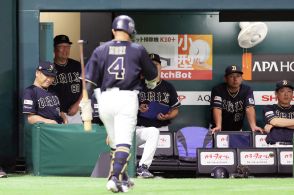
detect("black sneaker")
[136,164,154,178]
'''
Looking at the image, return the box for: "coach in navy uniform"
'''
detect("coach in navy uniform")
[23,61,66,124]
[136,53,181,178]
[50,35,82,123]
[210,65,263,133]
[263,80,294,144]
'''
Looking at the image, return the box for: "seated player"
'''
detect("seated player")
[22,61,67,124]
[263,80,294,145]
[136,53,181,178]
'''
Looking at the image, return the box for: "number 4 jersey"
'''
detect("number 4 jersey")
[85,40,157,91]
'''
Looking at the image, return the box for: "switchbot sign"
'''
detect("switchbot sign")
[135,34,213,80]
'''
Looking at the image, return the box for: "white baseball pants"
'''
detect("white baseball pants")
[136,126,160,167]
[98,88,139,149]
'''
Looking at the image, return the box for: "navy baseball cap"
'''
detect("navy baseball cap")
[275,80,294,91]
[225,65,243,76]
[54,35,72,47]
[149,53,161,64]
[37,61,57,77]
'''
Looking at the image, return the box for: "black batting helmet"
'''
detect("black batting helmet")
[112,15,136,36]
[211,167,229,179]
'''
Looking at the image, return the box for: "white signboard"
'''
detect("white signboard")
[138,134,170,149]
[240,151,275,165]
[280,151,293,165]
[216,135,229,148]
[200,151,235,165]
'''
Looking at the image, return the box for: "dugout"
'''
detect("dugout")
[1,0,294,172]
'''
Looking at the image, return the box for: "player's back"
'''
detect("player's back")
[86,40,157,91]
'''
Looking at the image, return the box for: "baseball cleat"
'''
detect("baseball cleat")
[106,176,122,193]
[122,178,135,192]
[136,164,154,178]
[121,172,135,192]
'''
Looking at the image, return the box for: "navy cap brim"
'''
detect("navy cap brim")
[40,70,57,77]
[276,85,294,91]
[225,71,243,76]
[54,41,72,47]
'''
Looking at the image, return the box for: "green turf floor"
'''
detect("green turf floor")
[0,174,294,195]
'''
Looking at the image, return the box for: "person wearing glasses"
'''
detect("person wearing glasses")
[22,61,67,124]
[50,35,82,123]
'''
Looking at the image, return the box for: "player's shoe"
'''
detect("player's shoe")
[106,176,122,193]
[136,164,154,178]
[121,179,135,192]
[0,167,7,178]
[121,172,135,192]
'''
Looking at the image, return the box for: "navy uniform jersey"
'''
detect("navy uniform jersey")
[85,40,157,91]
[263,104,294,123]
[137,80,181,128]
[263,104,294,143]
[210,83,255,131]
[50,58,82,112]
[23,85,63,124]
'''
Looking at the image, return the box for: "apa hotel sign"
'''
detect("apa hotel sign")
[242,53,294,81]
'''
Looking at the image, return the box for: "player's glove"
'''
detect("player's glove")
[79,99,93,121]
[145,78,157,89]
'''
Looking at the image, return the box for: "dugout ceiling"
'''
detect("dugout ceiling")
[8,0,294,162]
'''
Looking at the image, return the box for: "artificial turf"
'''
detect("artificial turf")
[0,174,294,195]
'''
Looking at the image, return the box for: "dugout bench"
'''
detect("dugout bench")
[197,131,294,176]
[141,130,293,177]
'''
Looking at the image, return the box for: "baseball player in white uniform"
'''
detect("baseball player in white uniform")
[83,15,157,193]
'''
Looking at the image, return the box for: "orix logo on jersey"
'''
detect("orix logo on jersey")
[273,110,294,119]
[37,95,60,108]
[242,53,294,81]
[52,72,80,85]
[139,91,170,104]
[52,72,81,93]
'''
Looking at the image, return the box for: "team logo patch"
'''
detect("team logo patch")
[24,99,33,105]
[248,98,255,104]
[214,96,222,102]
[265,111,274,117]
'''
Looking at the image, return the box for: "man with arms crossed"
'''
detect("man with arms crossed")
[263,80,294,144]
